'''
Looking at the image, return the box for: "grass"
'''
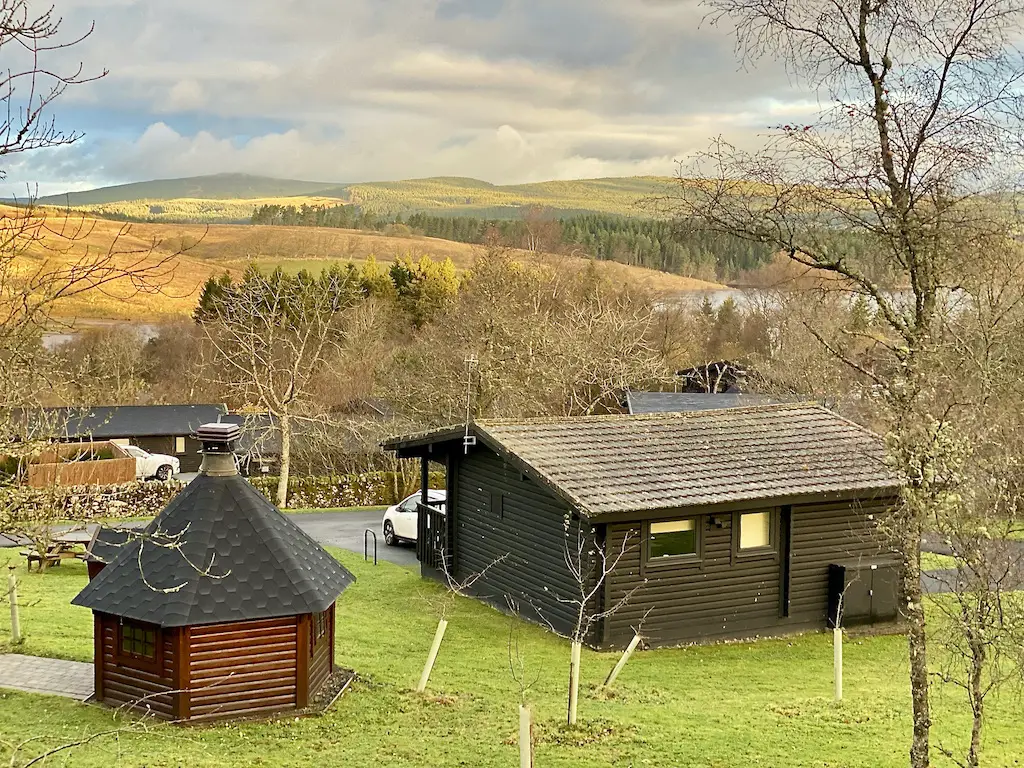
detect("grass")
[10,206,722,322]
[921,552,958,571]
[2,547,1019,767]
[285,505,388,515]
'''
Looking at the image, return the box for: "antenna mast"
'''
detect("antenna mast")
[463,355,478,454]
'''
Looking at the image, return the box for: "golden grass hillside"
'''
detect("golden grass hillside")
[13,207,723,321]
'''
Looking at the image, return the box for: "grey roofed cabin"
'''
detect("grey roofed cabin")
[384,403,902,649]
[624,390,779,414]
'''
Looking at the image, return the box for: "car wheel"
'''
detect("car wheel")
[383,521,397,547]
[155,465,172,482]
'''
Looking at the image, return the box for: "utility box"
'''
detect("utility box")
[828,558,900,628]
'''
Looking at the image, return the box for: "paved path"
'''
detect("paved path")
[292,510,419,569]
[0,654,93,700]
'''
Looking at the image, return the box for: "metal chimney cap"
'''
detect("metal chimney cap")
[195,422,241,444]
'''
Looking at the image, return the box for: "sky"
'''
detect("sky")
[0,0,814,196]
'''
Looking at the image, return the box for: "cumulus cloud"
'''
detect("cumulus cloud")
[0,0,815,193]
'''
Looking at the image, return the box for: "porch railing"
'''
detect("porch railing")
[416,500,449,572]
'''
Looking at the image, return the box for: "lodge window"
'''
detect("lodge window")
[737,509,776,554]
[647,518,699,562]
[490,491,504,519]
[174,436,186,454]
[311,609,330,653]
[117,620,161,671]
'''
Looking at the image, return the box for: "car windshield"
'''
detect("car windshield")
[125,446,146,458]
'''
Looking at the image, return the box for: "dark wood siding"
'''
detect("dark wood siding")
[452,446,586,635]
[188,616,298,721]
[98,614,179,719]
[308,605,335,696]
[603,496,894,648]
[788,497,894,624]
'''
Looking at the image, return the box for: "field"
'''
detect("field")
[15,207,723,321]
[0,547,1021,767]
[50,175,678,223]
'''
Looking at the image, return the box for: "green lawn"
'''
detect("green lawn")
[921,552,958,571]
[0,548,1021,767]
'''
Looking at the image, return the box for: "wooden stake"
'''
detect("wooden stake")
[417,618,448,693]
[603,632,641,688]
[567,640,581,725]
[518,704,533,768]
[8,566,21,645]
[833,626,843,702]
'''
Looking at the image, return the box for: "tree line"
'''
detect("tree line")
[250,203,775,281]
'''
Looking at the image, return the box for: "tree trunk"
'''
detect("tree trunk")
[276,410,292,509]
[905,545,931,768]
[567,640,581,726]
[967,632,986,768]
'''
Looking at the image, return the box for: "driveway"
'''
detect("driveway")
[292,510,419,569]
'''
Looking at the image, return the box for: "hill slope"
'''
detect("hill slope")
[37,173,342,206]
[40,174,677,222]
[12,208,724,321]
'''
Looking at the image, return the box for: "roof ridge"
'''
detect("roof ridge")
[476,402,821,427]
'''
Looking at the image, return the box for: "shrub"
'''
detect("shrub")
[248,471,446,509]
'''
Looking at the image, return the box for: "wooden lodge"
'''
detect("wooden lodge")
[384,404,901,649]
[72,423,354,721]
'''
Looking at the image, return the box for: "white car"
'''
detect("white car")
[382,489,446,546]
[123,445,180,481]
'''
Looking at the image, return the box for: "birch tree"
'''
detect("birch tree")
[671,0,1024,763]
[198,266,362,507]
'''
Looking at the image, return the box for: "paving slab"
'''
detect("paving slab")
[0,654,93,700]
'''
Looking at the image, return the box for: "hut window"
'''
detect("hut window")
[739,510,774,551]
[119,621,157,660]
[174,436,186,454]
[311,610,330,651]
[648,518,698,560]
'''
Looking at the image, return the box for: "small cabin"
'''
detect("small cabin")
[72,423,354,721]
[385,404,901,649]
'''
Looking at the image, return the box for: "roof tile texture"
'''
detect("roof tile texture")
[471,404,895,516]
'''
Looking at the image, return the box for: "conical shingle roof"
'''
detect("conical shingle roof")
[73,473,355,627]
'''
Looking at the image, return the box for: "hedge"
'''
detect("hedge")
[1,479,186,525]
[248,471,446,509]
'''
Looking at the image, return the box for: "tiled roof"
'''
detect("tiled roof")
[386,404,896,517]
[14,405,227,439]
[72,474,354,627]
[626,391,779,414]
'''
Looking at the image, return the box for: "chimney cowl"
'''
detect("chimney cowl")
[196,422,241,453]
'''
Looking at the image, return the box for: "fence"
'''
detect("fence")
[26,441,136,488]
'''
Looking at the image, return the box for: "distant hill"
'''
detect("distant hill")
[38,173,677,221]
[325,175,673,218]
[37,173,343,206]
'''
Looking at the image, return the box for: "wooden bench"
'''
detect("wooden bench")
[20,548,87,572]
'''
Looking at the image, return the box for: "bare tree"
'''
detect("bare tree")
[669,0,1024,763]
[199,267,362,507]
[559,520,638,726]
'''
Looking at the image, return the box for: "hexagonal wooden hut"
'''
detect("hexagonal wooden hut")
[72,423,355,722]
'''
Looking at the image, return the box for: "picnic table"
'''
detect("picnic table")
[21,531,91,571]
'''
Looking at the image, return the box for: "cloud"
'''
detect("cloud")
[0,0,813,194]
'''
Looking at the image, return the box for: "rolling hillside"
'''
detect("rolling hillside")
[11,207,724,322]
[36,173,342,207]
[38,174,676,223]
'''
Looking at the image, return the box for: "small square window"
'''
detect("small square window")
[174,436,186,454]
[648,519,698,560]
[739,511,773,550]
[119,622,157,660]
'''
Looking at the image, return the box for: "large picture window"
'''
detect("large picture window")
[738,510,774,552]
[648,518,699,560]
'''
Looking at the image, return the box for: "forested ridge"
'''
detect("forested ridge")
[250,203,773,281]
